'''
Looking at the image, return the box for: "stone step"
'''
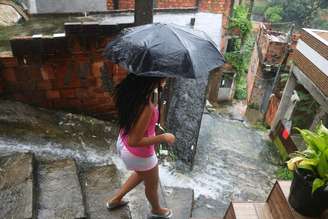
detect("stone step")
[269,181,321,219]
[126,178,168,219]
[0,153,35,219]
[164,186,194,219]
[37,159,85,219]
[223,202,273,219]
[191,195,228,218]
[125,183,162,219]
[82,164,131,219]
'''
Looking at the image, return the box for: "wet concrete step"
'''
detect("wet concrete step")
[82,164,131,219]
[164,187,194,219]
[223,202,273,219]
[0,153,35,219]
[37,159,85,218]
[126,180,167,219]
[126,183,160,219]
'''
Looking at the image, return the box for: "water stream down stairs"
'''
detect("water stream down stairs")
[0,152,327,219]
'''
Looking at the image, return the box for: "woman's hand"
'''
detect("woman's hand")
[163,133,176,145]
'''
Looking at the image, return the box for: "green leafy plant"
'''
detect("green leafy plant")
[292,90,319,130]
[276,166,294,180]
[287,123,328,193]
[264,5,283,23]
[225,34,255,100]
[228,5,252,39]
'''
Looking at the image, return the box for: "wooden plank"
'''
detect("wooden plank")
[267,182,294,219]
[253,203,273,219]
[271,73,297,130]
[232,203,258,219]
[223,203,236,219]
[277,181,319,219]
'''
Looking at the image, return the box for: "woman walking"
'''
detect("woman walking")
[106,74,175,218]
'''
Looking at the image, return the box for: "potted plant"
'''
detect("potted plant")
[228,5,252,39]
[287,122,328,217]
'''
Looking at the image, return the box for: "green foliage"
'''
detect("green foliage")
[276,165,294,180]
[252,3,268,15]
[235,74,247,100]
[248,103,260,110]
[252,121,270,131]
[228,5,253,39]
[287,123,328,193]
[225,34,255,100]
[269,0,321,27]
[264,6,283,23]
[224,51,246,75]
[311,11,328,30]
[292,91,319,129]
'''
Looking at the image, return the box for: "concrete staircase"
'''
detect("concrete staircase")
[0,152,194,219]
[1,152,327,219]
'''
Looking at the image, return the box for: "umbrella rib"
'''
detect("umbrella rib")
[165,25,196,75]
[170,24,223,59]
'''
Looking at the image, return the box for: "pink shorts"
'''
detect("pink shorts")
[116,138,158,172]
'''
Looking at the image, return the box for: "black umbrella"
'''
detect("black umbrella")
[104,23,224,78]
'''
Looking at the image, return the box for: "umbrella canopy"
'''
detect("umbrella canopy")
[104,23,224,78]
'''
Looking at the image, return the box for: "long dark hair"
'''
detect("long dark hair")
[114,74,164,135]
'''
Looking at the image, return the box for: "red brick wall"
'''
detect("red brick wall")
[157,0,196,8]
[0,23,131,120]
[106,0,230,12]
[247,43,260,102]
[199,0,226,14]
[119,0,135,10]
[107,0,134,10]
[247,25,288,106]
[107,0,197,10]
[286,33,301,65]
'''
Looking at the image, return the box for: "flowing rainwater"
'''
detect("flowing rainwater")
[159,108,281,217]
[0,100,281,217]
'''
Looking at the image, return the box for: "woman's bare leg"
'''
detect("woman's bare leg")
[107,171,143,204]
[137,165,170,214]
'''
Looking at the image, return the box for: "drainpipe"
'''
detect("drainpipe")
[134,0,153,25]
[113,0,119,10]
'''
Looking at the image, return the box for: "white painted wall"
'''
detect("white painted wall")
[27,0,107,14]
[28,0,37,14]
